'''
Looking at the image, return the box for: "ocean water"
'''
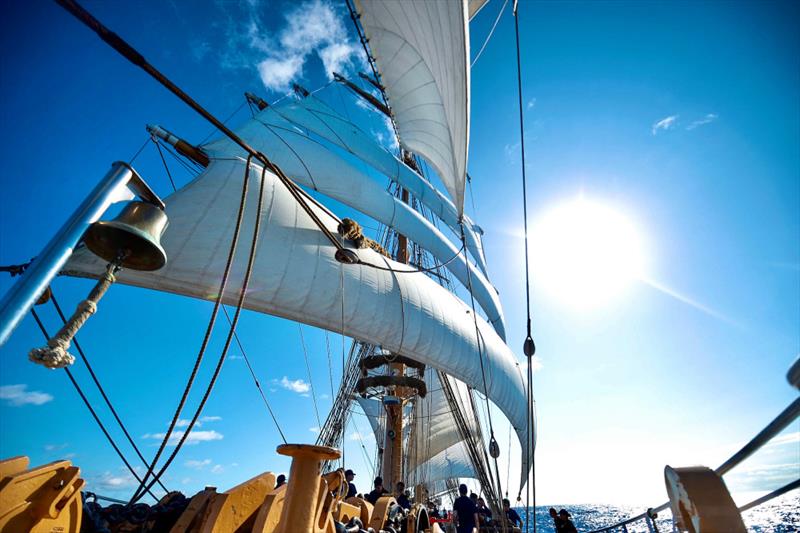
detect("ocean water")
[511,493,799,532]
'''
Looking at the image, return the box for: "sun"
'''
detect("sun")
[530,197,646,309]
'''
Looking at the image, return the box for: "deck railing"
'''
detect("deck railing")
[587,396,800,533]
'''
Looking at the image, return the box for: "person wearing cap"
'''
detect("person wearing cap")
[366,476,389,504]
[452,484,478,533]
[345,469,357,499]
[275,474,286,489]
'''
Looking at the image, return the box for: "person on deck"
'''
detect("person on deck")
[549,507,564,531]
[559,509,578,533]
[453,484,478,533]
[476,497,492,525]
[503,498,521,528]
[345,469,357,499]
[395,482,411,509]
[366,476,389,504]
[275,474,286,489]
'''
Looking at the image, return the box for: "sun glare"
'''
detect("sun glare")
[531,197,646,309]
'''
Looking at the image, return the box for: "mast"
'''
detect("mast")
[380,171,411,489]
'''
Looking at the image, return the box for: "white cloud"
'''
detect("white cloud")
[211,464,225,474]
[185,459,212,469]
[348,431,365,441]
[201,415,222,423]
[144,430,223,446]
[256,0,364,92]
[279,376,311,394]
[228,355,244,360]
[174,418,193,428]
[0,384,53,406]
[93,470,138,491]
[527,98,537,110]
[44,443,68,452]
[309,426,320,433]
[258,56,305,92]
[651,115,678,135]
[686,113,718,130]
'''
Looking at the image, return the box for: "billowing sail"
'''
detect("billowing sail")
[409,442,474,485]
[267,95,488,277]
[354,0,471,215]
[202,109,506,338]
[63,157,530,485]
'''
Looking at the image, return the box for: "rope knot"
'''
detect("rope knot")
[336,218,389,258]
[29,338,75,369]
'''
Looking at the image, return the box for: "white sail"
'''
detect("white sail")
[63,158,531,485]
[267,95,489,276]
[203,111,506,338]
[354,0,470,216]
[410,442,475,485]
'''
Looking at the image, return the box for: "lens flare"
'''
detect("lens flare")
[531,197,645,309]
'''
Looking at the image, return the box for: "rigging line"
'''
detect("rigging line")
[513,3,538,530]
[353,242,466,274]
[298,325,322,429]
[159,141,203,176]
[505,422,512,496]
[132,161,269,503]
[471,0,509,68]
[220,305,287,444]
[57,0,345,254]
[199,100,247,145]
[29,308,160,502]
[128,136,150,164]
[48,292,169,494]
[459,225,506,513]
[129,154,254,504]
[324,332,335,399]
[153,136,178,192]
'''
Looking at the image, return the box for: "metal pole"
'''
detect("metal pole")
[0,161,137,346]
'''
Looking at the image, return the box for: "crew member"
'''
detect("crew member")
[503,499,521,528]
[366,476,389,504]
[453,484,478,533]
[345,469,357,499]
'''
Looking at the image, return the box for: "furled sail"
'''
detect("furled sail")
[354,0,471,216]
[266,95,488,277]
[202,109,506,338]
[63,157,531,485]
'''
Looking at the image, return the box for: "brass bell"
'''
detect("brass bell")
[83,201,169,271]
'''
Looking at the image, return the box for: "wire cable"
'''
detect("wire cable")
[471,0,509,68]
[48,292,169,494]
[129,155,254,504]
[29,308,159,502]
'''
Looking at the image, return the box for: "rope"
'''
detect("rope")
[29,261,118,369]
[221,305,287,444]
[131,161,269,503]
[153,142,287,442]
[471,0,509,68]
[337,218,390,257]
[128,137,150,164]
[153,136,178,192]
[29,308,160,502]
[129,155,254,504]
[199,100,246,145]
[56,0,345,255]
[48,292,170,493]
[513,3,538,530]
[299,325,322,429]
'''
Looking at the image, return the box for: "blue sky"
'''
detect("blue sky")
[0,0,798,507]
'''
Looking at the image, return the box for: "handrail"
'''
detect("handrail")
[587,397,800,533]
